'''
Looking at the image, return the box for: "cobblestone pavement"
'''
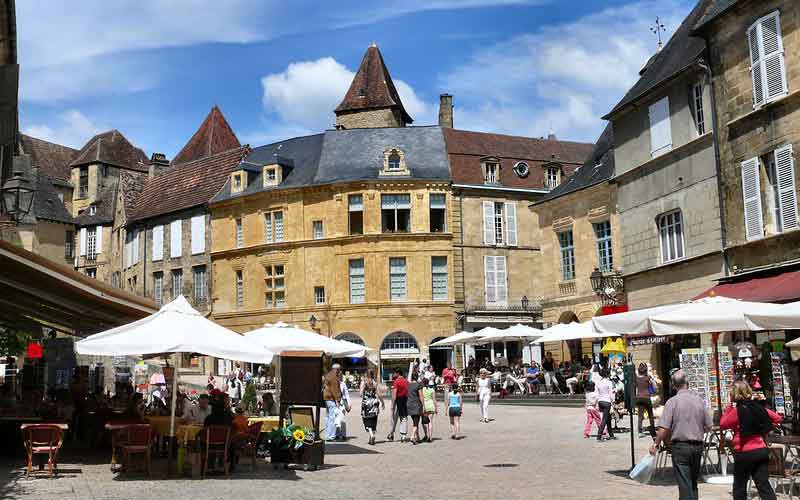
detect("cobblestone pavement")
[2,400,737,500]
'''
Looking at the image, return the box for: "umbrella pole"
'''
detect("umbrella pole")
[712,332,723,420]
[168,353,180,476]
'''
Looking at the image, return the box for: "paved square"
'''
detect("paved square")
[2,400,735,500]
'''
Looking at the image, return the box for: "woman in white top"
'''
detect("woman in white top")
[594,368,616,441]
[478,368,492,423]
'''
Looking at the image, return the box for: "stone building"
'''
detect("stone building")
[693,0,800,306]
[443,113,593,365]
[603,0,726,371]
[530,125,618,364]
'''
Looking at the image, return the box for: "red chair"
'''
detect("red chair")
[203,426,231,478]
[237,422,263,472]
[23,424,64,477]
[119,424,153,477]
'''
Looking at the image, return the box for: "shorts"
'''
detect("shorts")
[448,407,462,417]
[395,397,408,418]
[410,414,421,426]
[421,415,430,425]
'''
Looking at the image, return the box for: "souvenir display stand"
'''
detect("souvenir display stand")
[679,347,734,412]
[770,352,794,418]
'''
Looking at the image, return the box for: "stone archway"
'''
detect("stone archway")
[558,311,579,324]
[428,336,451,373]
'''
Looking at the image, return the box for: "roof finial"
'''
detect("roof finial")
[370,41,377,48]
[651,16,667,52]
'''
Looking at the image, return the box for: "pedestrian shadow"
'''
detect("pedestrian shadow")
[324,443,381,455]
[606,468,677,487]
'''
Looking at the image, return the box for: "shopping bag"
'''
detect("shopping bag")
[629,454,655,484]
[334,406,344,429]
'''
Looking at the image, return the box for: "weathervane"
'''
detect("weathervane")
[651,17,666,51]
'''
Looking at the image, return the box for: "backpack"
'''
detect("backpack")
[738,401,773,437]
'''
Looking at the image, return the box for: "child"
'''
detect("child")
[583,381,604,439]
[448,384,463,439]
[421,381,437,442]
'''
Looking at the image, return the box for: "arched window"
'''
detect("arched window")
[336,333,365,346]
[387,151,401,171]
[380,332,419,351]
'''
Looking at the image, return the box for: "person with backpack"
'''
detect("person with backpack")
[720,380,782,500]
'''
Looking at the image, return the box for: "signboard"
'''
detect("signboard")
[629,335,670,346]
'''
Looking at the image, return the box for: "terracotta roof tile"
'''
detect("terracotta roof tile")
[335,44,412,124]
[443,128,594,190]
[19,134,78,183]
[128,146,248,222]
[70,130,149,172]
[171,106,241,165]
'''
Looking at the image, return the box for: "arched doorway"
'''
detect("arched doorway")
[335,332,368,373]
[558,311,581,362]
[379,331,419,381]
[428,336,451,374]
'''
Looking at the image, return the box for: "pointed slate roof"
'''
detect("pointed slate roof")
[335,44,413,124]
[19,134,78,184]
[32,174,74,224]
[70,130,149,172]
[171,106,241,166]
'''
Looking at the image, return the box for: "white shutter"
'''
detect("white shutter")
[79,227,87,256]
[648,96,672,157]
[152,225,163,261]
[750,11,788,107]
[495,256,508,305]
[741,157,764,240]
[775,145,798,231]
[482,201,495,245]
[124,233,130,268]
[484,256,496,303]
[748,22,765,107]
[95,226,103,254]
[132,230,139,265]
[191,215,205,254]
[170,220,182,258]
[504,202,517,246]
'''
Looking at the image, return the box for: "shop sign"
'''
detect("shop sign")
[629,335,670,346]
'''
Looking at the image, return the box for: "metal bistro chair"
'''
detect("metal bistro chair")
[203,425,231,478]
[654,440,673,478]
[701,429,720,475]
[238,423,263,472]
[23,424,64,478]
[119,424,153,477]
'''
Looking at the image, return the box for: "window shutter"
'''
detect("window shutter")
[124,233,130,268]
[775,144,798,231]
[495,256,508,305]
[170,219,182,258]
[265,213,273,243]
[484,256,496,303]
[133,230,139,264]
[760,12,787,102]
[741,157,764,240]
[152,225,163,261]
[274,212,284,242]
[95,226,103,254]
[748,22,765,107]
[504,202,517,246]
[79,227,87,256]
[482,201,495,245]
[648,96,672,157]
[191,215,205,254]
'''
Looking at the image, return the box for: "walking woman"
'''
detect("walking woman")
[595,368,616,441]
[478,368,492,423]
[406,373,424,445]
[635,363,656,437]
[360,369,385,446]
[721,380,782,500]
[448,384,462,439]
[421,380,437,442]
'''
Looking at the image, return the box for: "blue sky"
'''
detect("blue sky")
[17,0,694,158]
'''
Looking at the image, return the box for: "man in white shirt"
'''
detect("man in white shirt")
[182,394,212,424]
[336,366,350,440]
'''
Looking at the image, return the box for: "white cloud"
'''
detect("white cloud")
[439,0,694,142]
[258,57,434,135]
[23,110,103,149]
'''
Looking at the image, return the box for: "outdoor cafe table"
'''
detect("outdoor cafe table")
[247,416,280,433]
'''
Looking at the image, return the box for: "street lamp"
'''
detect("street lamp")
[589,267,625,306]
[521,295,529,311]
[1,170,34,223]
[308,314,318,330]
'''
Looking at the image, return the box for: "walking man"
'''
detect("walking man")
[542,352,558,394]
[650,369,711,500]
[387,369,409,442]
[323,364,343,441]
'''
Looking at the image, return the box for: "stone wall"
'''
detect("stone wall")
[335,108,404,129]
[626,252,724,309]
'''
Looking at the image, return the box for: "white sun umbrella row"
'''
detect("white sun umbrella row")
[244,321,370,357]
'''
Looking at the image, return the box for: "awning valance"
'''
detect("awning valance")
[695,269,800,303]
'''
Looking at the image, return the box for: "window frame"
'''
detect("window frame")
[153,271,164,305]
[171,268,183,299]
[389,257,408,302]
[484,161,499,184]
[312,220,324,240]
[348,194,364,235]
[235,270,244,309]
[558,230,576,281]
[431,256,448,301]
[193,265,207,304]
[658,210,685,264]
[314,286,326,305]
[349,258,366,304]
[64,230,74,259]
[429,194,446,233]
[691,82,705,136]
[264,264,286,309]
[78,166,89,198]
[381,194,411,233]
[235,217,243,249]
[546,167,560,190]
[593,220,613,273]
[264,210,285,243]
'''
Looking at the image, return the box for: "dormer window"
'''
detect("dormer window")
[388,153,401,171]
[482,160,500,184]
[262,165,282,187]
[546,167,561,190]
[267,169,277,182]
[231,172,246,193]
[88,205,97,216]
[380,148,409,176]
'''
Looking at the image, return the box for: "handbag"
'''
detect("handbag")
[648,378,657,395]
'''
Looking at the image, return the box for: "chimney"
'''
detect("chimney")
[547,133,557,141]
[438,93,453,128]
[149,152,169,178]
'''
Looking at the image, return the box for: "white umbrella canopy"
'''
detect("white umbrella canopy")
[245,321,368,357]
[464,326,507,345]
[590,302,686,336]
[746,300,800,332]
[75,295,274,363]
[480,323,543,343]
[532,321,608,344]
[648,296,786,335]
[429,331,484,347]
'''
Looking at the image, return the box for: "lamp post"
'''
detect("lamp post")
[1,170,34,224]
[589,267,625,307]
[309,314,319,334]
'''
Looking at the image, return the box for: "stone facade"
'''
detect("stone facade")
[335,108,405,129]
[703,0,800,273]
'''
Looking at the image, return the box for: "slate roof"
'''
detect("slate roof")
[335,45,413,124]
[604,0,709,119]
[70,130,149,172]
[212,126,450,203]
[19,134,78,184]
[73,186,116,226]
[694,0,738,32]
[534,124,615,205]
[32,174,74,224]
[128,146,248,223]
[443,128,594,190]
[171,106,241,166]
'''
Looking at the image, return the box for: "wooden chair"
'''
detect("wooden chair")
[203,425,231,478]
[237,423,263,472]
[119,424,153,477]
[23,424,64,477]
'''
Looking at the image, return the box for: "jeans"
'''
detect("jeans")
[597,401,614,439]
[324,400,338,440]
[732,448,776,500]
[636,397,655,436]
[671,441,703,500]
[544,371,557,392]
